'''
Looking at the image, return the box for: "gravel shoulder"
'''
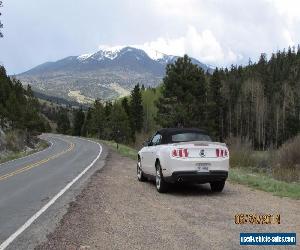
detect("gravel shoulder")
[37,148,300,250]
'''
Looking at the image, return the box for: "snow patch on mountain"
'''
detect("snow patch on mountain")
[98,45,125,53]
[77,53,93,61]
[96,45,125,60]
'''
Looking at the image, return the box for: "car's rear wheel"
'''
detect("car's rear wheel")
[137,158,146,182]
[156,162,168,193]
[210,181,225,192]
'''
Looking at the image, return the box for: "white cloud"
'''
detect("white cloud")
[98,26,241,66]
[151,0,202,18]
[138,37,186,58]
[268,0,300,21]
[282,29,294,46]
[147,0,300,65]
[185,27,225,63]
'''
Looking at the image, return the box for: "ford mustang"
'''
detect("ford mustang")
[137,128,229,193]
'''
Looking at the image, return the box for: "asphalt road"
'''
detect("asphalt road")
[0,134,104,250]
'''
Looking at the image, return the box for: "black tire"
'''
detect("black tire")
[210,181,225,192]
[137,158,146,182]
[155,162,168,193]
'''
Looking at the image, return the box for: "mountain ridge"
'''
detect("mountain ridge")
[18,46,214,103]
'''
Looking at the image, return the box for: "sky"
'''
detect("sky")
[0,0,300,74]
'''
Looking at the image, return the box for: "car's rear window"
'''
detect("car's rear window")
[171,132,212,142]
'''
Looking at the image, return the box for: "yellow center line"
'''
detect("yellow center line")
[0,139,75,182]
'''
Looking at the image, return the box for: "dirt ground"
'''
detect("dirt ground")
[37,148,300,250]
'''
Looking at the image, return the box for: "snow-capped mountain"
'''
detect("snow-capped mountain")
[17,46,214,103]
[77,46,172,62]
[75,46,208,67]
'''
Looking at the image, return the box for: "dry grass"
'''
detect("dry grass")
[228,137,266,171]
[0,139,49,164]
[272,135,300,182]
[229,136,300,183]
[5,130,26,152]
[68,90,94,104]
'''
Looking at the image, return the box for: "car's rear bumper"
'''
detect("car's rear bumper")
[160,156,229,177]
[164,170,228,184]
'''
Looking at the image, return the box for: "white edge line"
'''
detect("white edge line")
[0,139,54,167]
[0,137,102,250]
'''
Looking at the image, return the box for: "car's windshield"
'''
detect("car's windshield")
[171,132,212,142]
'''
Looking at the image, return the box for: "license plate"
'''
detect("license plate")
[196,163,210,172]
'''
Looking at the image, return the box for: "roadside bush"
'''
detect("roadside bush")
[272,135,300,182]
[5,130,25,152]
[228,136,275,179]
[0,128,6,151]
[228,137,257,169]
[228,136,300,183]
[230,149,256,169]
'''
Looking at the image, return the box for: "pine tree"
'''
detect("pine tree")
[26,84,34,97]
[109,104,131,143]
[208,68,223,140]
[156,55,208,128]
[57,110,70,134]
[121,97,130,116]
[81,107,92,137]
[5,93,21,128]
[91,100,105,138]
[130,84,144,133]
[0,103,7,127]
[72,108,85,136]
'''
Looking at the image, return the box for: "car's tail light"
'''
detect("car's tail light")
[172,148,189,158]
[172,149,177,157]
[216,148,229,158]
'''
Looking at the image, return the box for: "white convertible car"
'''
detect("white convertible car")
[137,128,229,193]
